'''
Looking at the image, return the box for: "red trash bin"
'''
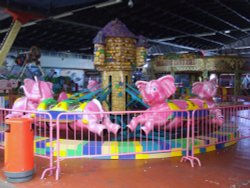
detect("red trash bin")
[4,118,35,183]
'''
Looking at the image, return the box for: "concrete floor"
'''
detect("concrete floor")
[0,138,249,188]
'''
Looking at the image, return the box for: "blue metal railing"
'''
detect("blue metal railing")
[126,83,149,109]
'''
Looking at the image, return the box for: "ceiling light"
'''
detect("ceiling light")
[95,0,122,8]
[195,32,216,37]
[224,30,231,34]
[22,22,36,27]
[0,12,10,21]
[52,12,73,19]
[152,53,164,56]
[0,23,34,34]
[178,51,189,54]
[234,46,250,50]
[128,0,134,8]
[0,28,8,33]
[243,28,250,32]
[157,37,176,42]
[239,52,250,55]
[79,47,92,51]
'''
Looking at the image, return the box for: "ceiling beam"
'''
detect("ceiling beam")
[148,39,199,51]
[48,0,123,19]
[216,0,250,24]
[187,1,250,36]
[147,2,237,41]
[0,0,49,16]
[50,19,101,31]
[50,13,200,51]
[0,8,10,21]
[52,15,218,49]
[118,4,153,18]
[157,33,224,46]
[130,16,224,47]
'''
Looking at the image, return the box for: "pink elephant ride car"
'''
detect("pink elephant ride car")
[37,98,120,136]
[87,80,101,92]
[6,77,54,119]
[6,77,120,136]
[127,75,224,135]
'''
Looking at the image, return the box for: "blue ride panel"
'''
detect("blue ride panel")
[172,109,209,119]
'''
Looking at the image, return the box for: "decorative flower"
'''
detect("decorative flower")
[118,92,123,97]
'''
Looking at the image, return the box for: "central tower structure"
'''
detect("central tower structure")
[93,19,147,111]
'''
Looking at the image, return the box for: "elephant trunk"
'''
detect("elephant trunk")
[21,85,41,102]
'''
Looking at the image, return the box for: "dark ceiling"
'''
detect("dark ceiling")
[0,0,250,55]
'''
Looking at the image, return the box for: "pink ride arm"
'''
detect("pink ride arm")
[57,91,68,102]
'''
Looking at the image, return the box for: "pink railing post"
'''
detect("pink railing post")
[0,108,57,180]
[2,103,246,180]
[39,112,57,179]
[180,110,201,167]
[55,114,61,180]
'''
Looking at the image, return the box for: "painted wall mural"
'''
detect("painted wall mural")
[60,69,84,91]
[152,55,248,73]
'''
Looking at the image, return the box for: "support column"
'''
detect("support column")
[234,63,240,103]
[190,74,196,85]
[202,70,208,81]
[148,61,155,80]
[102,70,131,111]
[202,60,208,81]
[170,66,176,99]
[170,66,175,78]
[0,20,22,66]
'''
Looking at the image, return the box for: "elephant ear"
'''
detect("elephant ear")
[46,81,53,91]
[87,80,99,91]
[23,78,36,94]
[192,81,203,95]
[157,75,176,98]
[210,78,217,86]
[84,99,103,119]
[40,81,53,99]
[136,81,148,92]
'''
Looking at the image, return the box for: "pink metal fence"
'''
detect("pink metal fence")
[53,105,250,180]
[0,104,250,180]
[0,108,55,179]
[216,95,250,104]
[54,110,192,180]
[188,104,250,165]
[235,95,250,103]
